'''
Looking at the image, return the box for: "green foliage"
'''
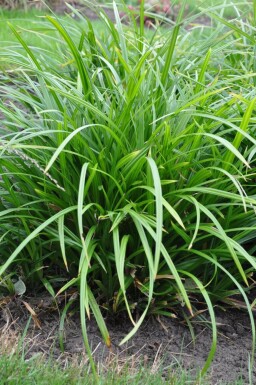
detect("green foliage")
[1,0,256,378]
[0,347,247,385]
[0,352,173,385]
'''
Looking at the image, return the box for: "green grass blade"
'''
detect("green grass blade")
[0,206,77,276]
[181,271,217,378]
[223,97,256,170]
[87,286,111,348]
[139,0,145,52]
[58,215,68,271]
[46,16,91,95]
[7,22,42,70]
[113,228,135,325]
[78,162,89,241]
[207,12,255,43]
[161,0,186,85]
[194,48,211,95]
[147,157,163,273]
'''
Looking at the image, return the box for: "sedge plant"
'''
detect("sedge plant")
[0,0,256,381]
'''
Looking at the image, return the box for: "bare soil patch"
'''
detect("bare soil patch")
[0,293,255,385]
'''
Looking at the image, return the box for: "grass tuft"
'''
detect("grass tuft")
[0,0,256,379]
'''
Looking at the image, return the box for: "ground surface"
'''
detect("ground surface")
[0,294,255,385]
[48,1,212,27]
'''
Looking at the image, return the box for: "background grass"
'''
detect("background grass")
[0,9,106,50]
[0,350,247,385]
[0,9,60,50]
[0,0,251,50]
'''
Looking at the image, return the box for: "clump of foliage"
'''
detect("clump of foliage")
[1,0,256,380]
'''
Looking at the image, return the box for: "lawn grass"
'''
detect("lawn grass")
[0,0,249,52]
[0,8,105,49]
[0,354,188,385]
[0,9,62,50]
[186,0,251,18]
[0,352,168,385]
[0,350,246,385]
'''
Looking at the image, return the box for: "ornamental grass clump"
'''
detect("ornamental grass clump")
[1,0,256,379]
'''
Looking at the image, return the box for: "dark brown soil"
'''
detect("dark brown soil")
[49,1,212,28]
[52,2,116,21]
[0,294,255,385]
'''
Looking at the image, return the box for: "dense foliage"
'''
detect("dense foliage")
[1,0,256,379]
